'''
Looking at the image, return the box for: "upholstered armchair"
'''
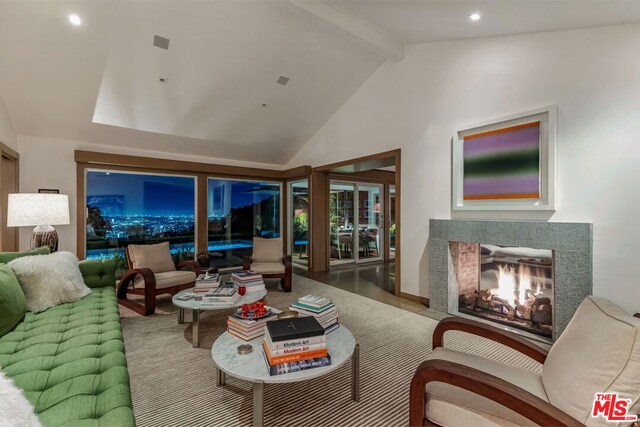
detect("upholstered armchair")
[410,296,640,426]
[243,237,292,292]
[116,242,202,316]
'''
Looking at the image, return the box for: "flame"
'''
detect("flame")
[495,264,535,306]
[494,264,517,304]
[519,266,531,303]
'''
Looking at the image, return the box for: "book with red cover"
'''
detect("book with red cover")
[263,341,328,365]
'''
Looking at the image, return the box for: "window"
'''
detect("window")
[85,170,196,261]
[207,178,280,268]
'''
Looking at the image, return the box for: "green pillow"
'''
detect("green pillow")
[0,264,26,337]
[0,246,50,264]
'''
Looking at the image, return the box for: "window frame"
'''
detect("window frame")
[76,151,298,261]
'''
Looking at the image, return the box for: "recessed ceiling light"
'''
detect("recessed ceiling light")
[469,12,481,22]
[277,76,290,86]
[68,13,82,26]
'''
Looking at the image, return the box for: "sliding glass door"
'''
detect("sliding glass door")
[329,182,356,265]
[356,184,384,263]
[329,180,384,267]
[207,178,281,268]
[288,180,309,267]
[389,184,396,260]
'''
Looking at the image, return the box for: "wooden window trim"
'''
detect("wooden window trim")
[0,141,19,252]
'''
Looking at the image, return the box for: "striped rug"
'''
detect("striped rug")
[120,275,542,426]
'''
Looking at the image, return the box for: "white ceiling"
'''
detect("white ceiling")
[1,1,639,165]
[330,0,640,44]
[0,1,383,164]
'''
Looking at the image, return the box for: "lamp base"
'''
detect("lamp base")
[30,225,59,252]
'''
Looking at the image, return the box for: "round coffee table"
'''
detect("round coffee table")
[211,326,359,427]
[172,288,267,348]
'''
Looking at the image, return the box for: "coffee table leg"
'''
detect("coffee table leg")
[253,382,264,427]
[216,367,225,387]
[178,307,185,324]
[352,343,360,402]
[192,309,200,348]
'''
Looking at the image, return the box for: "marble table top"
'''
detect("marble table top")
[172,288,267,311]
[211,326,356,384]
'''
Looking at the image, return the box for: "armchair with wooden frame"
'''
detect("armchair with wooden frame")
[243,237,292,292]
[116,242,202,316]
[410,296,640,427]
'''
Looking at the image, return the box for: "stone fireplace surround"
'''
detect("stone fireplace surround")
[428,219,593,341]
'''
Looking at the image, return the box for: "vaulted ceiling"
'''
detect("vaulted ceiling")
[1,1,639,165]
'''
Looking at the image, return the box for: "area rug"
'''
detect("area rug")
[120,275,542,426]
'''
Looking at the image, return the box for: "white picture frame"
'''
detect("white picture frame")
[452,105,557,211]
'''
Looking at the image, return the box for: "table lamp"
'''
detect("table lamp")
[7,193,70,252]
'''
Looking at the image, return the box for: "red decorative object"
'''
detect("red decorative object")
[241,301,267,318]
[238,285,247,296]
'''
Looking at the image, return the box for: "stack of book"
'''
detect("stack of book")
[201,287,239,305]
[231,270,266,293]
[227,308,281,341]
[290,295,339,334]
[263,317,331,376]
[195,271,220,289]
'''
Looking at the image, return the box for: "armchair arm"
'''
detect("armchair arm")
[284,254,292,271]
[176,260,202,275]
[243,256,252,271]
[433,317,548,364]
[117,268,156,316]
[409,359,583,427]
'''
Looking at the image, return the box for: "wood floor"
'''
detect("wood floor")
[293,262,443,319]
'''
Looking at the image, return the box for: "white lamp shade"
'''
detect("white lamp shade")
[7,193,70,227]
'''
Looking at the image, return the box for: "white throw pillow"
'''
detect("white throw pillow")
[0,369,43,427]
[8,251,91,313]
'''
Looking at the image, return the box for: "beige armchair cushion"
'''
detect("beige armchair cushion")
[425,347,546,427]
[542,296,640,426]
[250,262,285,275]
[128,242,176,273]
[252,237,283,263]
[134,270,196,290]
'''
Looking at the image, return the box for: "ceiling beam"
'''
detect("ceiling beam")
[289,0,404,61]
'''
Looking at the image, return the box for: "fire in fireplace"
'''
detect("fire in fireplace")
[451,242,554,340]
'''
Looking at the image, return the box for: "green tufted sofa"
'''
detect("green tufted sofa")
[0,256,135,427]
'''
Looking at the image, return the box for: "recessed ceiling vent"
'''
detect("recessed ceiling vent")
[277,75,290,86]
[153,35,170,50]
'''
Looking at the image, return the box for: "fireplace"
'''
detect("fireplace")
[451,242,554,340]
[428,220,593,342]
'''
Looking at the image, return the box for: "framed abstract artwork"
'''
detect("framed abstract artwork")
[452,106,557,211]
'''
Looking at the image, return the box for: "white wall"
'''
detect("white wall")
[0,94,16,151]
[288,24,640,314]
[17,135,284,253]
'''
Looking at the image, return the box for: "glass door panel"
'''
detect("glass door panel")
[389,184,396,260]
[356,183,384,263]
[289,180,309,267]
[207,178,281,269]
[329,182,355,265]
